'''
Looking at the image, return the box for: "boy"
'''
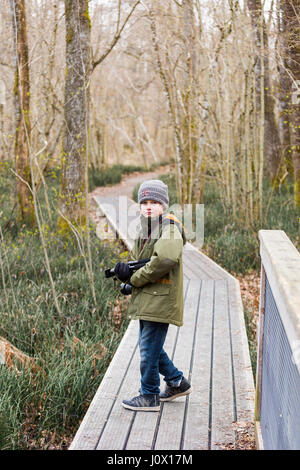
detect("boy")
[114,179,192,411]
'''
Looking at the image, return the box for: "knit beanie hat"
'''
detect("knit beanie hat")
[138,179,169,209]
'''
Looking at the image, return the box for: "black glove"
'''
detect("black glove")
[114,261,131,282]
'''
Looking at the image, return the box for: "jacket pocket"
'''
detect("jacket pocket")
[139,282,171,318]
[142,283,170,296]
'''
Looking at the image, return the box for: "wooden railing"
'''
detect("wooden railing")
[255,230,300,450]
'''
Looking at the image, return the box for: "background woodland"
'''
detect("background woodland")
[1,0,300,226]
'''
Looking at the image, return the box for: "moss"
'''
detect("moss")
[14,69,19,97]
[14,162,36,227]
[23,109,30,128]
[17,191,35,227]
[294,179,300,208]
[66,29,73,44]
[57,214,88,240]
[82,2,91,29]
[270,175,280,190]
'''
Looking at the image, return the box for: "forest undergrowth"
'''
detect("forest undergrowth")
[0,163,299,449]
[0,164,136,450]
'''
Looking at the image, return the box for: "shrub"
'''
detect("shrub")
[0,169,128,449]
[89,165,122,190]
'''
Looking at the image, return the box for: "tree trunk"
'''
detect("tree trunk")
[247,0,282,187]
[149,3,184,202]
[58,0,91,231]
[278,0,292,175]
[181,0,199,204]
[10,0,34,225]
[283,0,300,207]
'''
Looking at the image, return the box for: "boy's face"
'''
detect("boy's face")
[140,200,164,218]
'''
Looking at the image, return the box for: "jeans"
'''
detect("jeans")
[138,319,183,395]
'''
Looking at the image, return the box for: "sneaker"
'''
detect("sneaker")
[159,376,192,402]
[122,394,160,411]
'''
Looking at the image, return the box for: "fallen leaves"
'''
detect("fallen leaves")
[108,295,130,330]
[235,269,260,343]
[235,270,260,313]
[216,421,256,450]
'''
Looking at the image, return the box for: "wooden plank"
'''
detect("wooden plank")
[154,280,202,450]
[183,246,226,280]
[210,280,236,449]
[69,320,139,450]
[124,323,179,450]
[183,254,217,280]
[182,279,215,450]
[183,261,201,280]
[226,278,256,423]
[184,242,234,280]
[255,263,265,422]
[96,338,141,449]
[255,420,264,450]
[94,195,137,251]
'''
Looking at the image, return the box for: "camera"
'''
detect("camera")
[105,258,150,295]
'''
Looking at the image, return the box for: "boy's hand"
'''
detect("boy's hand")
[114,262,131,282]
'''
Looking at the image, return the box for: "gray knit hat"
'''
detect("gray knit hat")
[138,179,169,208]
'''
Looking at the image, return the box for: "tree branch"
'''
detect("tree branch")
[92,0,141,71]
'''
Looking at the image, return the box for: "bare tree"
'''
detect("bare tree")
[247,0,282,187]
[277,0,292,175]
[181,0,201,204]
[10,0,35,224]
[282,0,300,207]
[58,0,91,230]
[149,0,203,204]
[3,0,298,225]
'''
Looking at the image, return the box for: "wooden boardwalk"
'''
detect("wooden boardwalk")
[69,196,255,450]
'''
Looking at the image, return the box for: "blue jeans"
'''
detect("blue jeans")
[138,320,183,395]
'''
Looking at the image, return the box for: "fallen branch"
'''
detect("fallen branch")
[0,335,42,374]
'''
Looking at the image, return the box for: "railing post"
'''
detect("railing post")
[254,262,265,449]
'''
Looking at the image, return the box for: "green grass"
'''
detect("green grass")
[201,176,299,379]
[0,164,128,449]
[202,177,300,274]
[88,160,171,191]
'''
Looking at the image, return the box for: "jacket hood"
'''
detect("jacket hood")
[139,212,187,245]
[162,213,187,245]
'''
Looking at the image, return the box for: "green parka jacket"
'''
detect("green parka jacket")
[127,211,186,327]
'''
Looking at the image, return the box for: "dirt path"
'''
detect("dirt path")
[88,164,171,226]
